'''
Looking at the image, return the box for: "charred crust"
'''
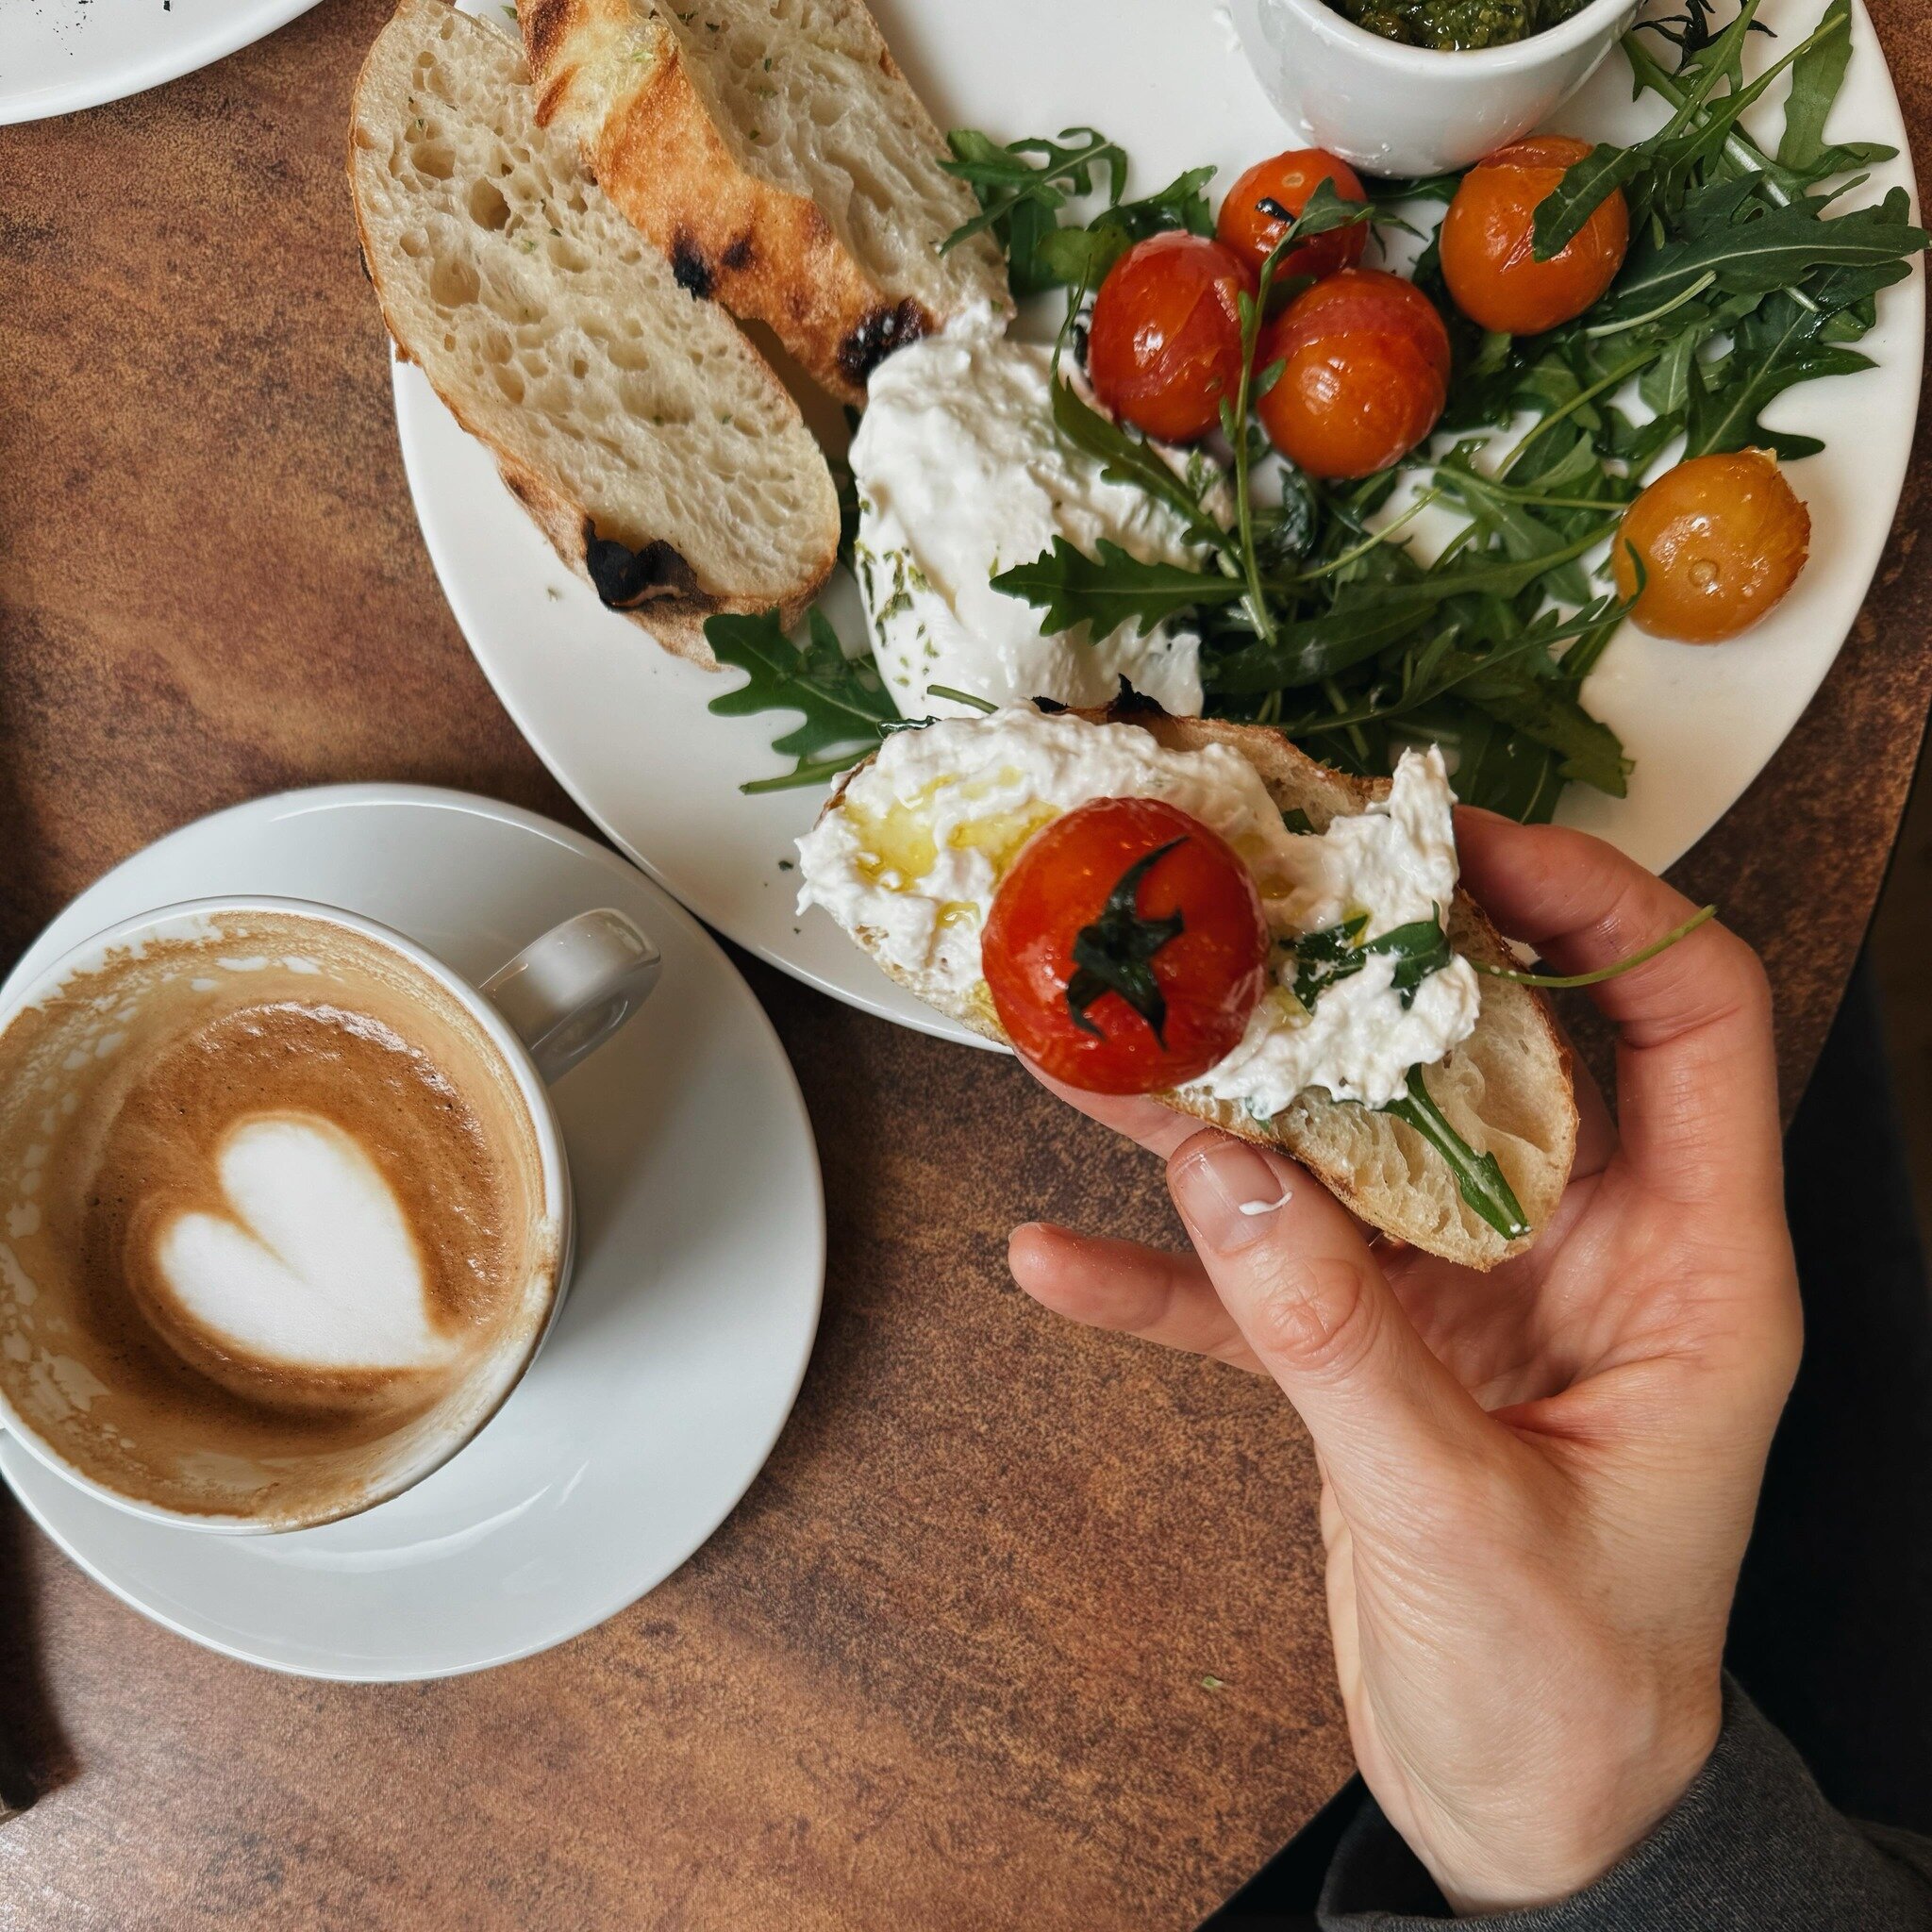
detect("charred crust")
[720,233,755,273]
[583,525,702,611]
[670,233,713,301]
[1103,678,1169,722]
[1030,695,1070,714]
[837,299,924,388]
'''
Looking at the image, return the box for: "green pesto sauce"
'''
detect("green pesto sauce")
[1328,0,1588,49]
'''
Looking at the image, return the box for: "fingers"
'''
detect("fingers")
[1007,1224,1265,1371]
[1164,1130,1495,1505]
[1455,810,1781,1210]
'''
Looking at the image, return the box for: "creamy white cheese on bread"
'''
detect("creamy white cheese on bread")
[795,708,1480,1111]
[848,309,1208,720]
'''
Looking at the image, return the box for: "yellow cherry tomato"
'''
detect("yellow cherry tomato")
[1612,449,1810,642]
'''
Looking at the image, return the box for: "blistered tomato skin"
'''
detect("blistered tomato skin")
[982,797,1270,1094]
[1217,150,1370,282]
[1086,233,1258,444]
[1441,134,1629,336]
[1612,449,1811,642]
[1256,270,1452,479]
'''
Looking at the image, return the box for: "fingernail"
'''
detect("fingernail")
[1172,1141,1293,1253]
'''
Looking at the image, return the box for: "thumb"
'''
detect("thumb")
[1166,1130,1493,1508]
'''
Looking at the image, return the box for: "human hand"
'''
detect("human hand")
[1008,810,1801,1915]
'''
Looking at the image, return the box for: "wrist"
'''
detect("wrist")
[1428,1676,1724,1917]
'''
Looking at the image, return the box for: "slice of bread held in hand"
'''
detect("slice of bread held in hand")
[808,705,1577,1270]
[350,0,840,663]
[518,0,1010,405]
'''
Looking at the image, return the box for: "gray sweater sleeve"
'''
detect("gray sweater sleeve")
[1318,1677,1932,1929]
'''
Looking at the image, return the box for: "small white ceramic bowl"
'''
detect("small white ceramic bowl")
[1231,0,1640,177]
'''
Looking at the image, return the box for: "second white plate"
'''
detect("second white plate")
[0,0,322,125]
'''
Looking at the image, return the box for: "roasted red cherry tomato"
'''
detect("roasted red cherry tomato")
[1086,232,1257,444]
[1256,269,1451,479]
[1216,149,1369,282]
[1611,448,1810,642]
[983,797,1270,1094]
[1440,134,1629,336]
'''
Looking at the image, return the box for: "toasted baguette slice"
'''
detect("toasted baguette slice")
[349,0,840,663]
[819,708,1577,1270]
[518,0,1010,406]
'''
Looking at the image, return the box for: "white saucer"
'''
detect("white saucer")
[0,786,824,1680]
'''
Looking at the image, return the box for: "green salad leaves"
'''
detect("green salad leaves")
[705,608,894,793]
[969,0,1922,821]
[705,0,1920,829]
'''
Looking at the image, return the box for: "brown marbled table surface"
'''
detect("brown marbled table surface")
[1,3,1929,1925]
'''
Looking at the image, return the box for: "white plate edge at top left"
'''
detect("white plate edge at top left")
[0,0,324,126]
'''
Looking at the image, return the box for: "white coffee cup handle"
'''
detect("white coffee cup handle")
[481,908,660,1085]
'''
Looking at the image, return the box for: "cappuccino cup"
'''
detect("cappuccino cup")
[0,897,659,1534]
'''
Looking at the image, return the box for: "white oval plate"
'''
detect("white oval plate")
[394,0,1922,1053]
[0,786,824,1679]
[0,0,321,125]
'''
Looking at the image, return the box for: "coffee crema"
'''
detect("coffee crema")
[0,909,561,1528]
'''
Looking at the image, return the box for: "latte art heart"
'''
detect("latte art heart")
[157,1115,456,1371]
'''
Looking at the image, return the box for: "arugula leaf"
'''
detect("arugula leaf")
[1777,0,1856,174]
[1050,375,1230,553]
[1471,682,1632,795]
[991,535,1236,638]
[1604,188,1927,316]
[941,128,1213,299]
[1531,143,1648,262]
[1683,290,1874,457]
[940,127,1124,246]
[1274,591,1630,741]
[1208,530,1611,693]
[706,608,896,794]
[1366,171,1463,206]
[1381,1068,1530,1241]
[1409,701,1569,823]
[1036,164,1219,290]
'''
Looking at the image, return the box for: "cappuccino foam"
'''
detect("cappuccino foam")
[0,909,561,1527]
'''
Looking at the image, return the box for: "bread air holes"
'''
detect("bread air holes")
[468,178,510,232]
[428,252,480,310]
[408,134,456,182]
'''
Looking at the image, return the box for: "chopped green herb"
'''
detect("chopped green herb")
[1289,911,1455,1013]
